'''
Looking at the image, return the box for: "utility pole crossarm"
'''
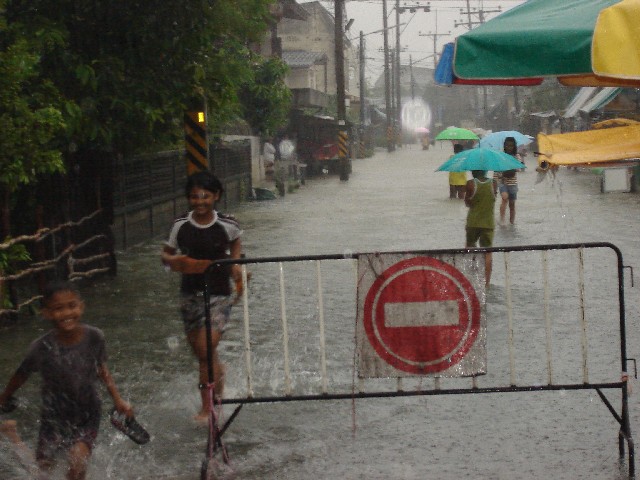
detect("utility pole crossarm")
[456,4,502,30]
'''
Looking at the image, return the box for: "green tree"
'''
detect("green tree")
[5,0,279,155]
[516,81,579,135]
[0,2,66,312]
[0,2,67,235]
[1,0,295,246]
[522,81,577,114]
[239,57,292,136]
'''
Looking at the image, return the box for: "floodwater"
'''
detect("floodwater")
[1,145,640,479]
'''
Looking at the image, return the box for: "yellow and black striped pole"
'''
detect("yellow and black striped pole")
[338,130,349,181]
[184,111,208,174]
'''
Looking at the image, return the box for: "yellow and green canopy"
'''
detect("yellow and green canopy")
[453,0,640,87]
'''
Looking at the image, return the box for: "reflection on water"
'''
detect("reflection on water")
[1,146,639,479]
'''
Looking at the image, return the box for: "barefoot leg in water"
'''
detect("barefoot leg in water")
[0,420,40,477]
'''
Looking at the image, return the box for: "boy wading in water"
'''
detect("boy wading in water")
[161,171,243,422]
[465,170,497,286]
[0,281,133,480]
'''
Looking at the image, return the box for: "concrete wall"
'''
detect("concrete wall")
[223,135,265,187]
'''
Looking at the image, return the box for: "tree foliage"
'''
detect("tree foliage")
[521,81,577,117]
[0,0,294,247]
[5,0,282,156]
[239,58,292,136]
[0,2,66,193]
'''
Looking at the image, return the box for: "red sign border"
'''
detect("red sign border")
[362,256,481,374]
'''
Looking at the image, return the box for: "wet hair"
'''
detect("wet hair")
[185,171,224,197]
[41,280,81,307]
[503,136,517,151]
[453,144,464,154]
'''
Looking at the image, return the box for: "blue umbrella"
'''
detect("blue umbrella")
[479,131,533,151]
[436,148,525,172]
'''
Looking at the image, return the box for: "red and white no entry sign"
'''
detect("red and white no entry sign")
[362,256,482,375]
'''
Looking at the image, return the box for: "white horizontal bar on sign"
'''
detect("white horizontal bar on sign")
[384,301,459,328]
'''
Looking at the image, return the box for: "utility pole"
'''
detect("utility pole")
[364,22,407,155]
[393,2,430,147]
[390,48,396,122]
[455,3,502,31]
[418,10,449,68]
[410,54,415,100]
[382,0,394,152]
[359,31,365,128]
[418,31,450,68]
[334,0,349,180]
[464,0,473,29]
[395,0,402,148]
[359,30,366,158]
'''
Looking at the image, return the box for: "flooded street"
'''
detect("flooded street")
[2,145,640,479]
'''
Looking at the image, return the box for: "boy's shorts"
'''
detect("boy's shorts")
[36,417,99,462]
[499,184,518,200]
[466,227,494,247]
[180,293,231,334]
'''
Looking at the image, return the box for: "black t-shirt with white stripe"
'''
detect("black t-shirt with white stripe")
[166,211,242,295]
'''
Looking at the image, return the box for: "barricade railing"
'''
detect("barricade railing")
[206,242,635,476]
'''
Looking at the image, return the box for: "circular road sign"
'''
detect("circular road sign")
[363,256,481,374]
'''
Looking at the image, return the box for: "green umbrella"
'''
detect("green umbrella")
[453,0,640,86]
[434,127,479,141]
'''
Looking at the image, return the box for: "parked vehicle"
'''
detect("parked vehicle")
[289,111,342,175]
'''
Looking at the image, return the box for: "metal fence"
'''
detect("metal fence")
[112,142,252,250]
[0,210,115,320]
[208,242,635,476]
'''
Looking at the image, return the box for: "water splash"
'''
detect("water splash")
[166,336,180,351]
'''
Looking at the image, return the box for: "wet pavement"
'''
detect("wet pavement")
[1,144,639,479]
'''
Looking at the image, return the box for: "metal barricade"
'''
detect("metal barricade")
[208,242,635,476]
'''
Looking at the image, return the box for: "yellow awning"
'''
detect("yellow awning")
[592,118,640,129]
[537,124,640,167]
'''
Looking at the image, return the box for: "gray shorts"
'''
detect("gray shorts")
[499,183,518,200]
[180,293,232,334]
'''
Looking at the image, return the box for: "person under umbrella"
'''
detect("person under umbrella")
[448,144,467,199]
[493,137,523,225]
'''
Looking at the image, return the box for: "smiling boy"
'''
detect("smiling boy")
[161,171,243,422]
[0,281,132,480]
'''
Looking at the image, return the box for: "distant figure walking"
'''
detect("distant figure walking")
[448,144,467,199]
[274,134,295,196]
[493,136,523,225]
[262,137,276,178]
[421,133,430,150]
[465,170,497,286]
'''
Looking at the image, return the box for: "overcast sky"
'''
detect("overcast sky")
[306,0,526,84]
